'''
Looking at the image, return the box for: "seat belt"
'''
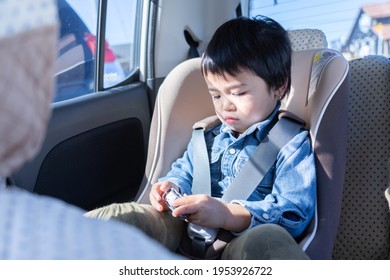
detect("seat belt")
[191,114,221,196]
[192,116,304,200]
[188,116,304,257]
[221,117,304,202]
[192,128,211,196]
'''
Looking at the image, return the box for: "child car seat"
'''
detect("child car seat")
[136,28,329,204]
[135,47,349,259]
[284,49,349,259]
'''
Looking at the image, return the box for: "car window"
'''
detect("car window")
[54,0,140,102]
[104,0,139,88]
[249,0,390,60]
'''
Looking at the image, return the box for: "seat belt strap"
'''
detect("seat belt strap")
[191,117,303,200]
[191,115,220,196]
[221,117,303,202]
[191,237,206,258]
[189,116,303,258]
[191,128,211,195]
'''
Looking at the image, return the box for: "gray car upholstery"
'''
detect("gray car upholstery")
[333,55,390,259]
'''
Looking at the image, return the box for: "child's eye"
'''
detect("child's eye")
[212,95,221,100]
[232,91,245,96]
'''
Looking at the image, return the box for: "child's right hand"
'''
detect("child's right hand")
[149,181,178,212]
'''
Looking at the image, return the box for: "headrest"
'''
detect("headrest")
[288,29,328,50]
[0,0,58,177]
[280,49,349,137]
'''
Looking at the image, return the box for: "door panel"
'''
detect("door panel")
[11,84,151,210]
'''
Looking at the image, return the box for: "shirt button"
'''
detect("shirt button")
[262,213,270,220]
[229,148,236,155]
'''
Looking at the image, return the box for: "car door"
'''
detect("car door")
[10,0,152,211]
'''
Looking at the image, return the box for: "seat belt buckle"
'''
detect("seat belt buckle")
[191,236,207,258]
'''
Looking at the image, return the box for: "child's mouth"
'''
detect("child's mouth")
[225,117,238,124]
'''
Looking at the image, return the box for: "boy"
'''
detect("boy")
[87,16,316,259]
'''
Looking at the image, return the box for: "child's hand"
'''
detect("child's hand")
[172,194,251,232]
[149,181,178,212]
[172,194,227,228]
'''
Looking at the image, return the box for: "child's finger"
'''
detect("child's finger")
[172,204,196,217]
[150,198,164,212]
[159,183,173,193]
[172,194,193,207]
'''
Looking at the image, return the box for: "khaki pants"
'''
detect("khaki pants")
[85,202,309,260]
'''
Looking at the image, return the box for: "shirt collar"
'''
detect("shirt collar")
[220,102,280,140]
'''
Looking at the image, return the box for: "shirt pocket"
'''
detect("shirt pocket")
[209,146,223,183]
[234,156,248,174]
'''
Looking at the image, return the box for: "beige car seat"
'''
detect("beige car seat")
[136,28,329,203]
[136,47,350,259]
[332,55,390,259]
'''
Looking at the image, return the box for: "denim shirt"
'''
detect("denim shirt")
[159,105,316,238]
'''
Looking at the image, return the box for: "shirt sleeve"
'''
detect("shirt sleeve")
[231,130,317,238]
[158,138,195,195]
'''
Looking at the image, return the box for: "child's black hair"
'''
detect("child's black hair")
[201,16,292,97]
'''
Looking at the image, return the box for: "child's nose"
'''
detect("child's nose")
[222,98,235,111]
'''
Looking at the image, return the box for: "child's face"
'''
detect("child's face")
[205,69,284,134]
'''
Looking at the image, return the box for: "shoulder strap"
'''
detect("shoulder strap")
[192,128,211,195]
[191,115,221,195]
[221,117,303,202]
[191,116,303,200]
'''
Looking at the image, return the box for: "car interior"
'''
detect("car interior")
[7,0,390,259]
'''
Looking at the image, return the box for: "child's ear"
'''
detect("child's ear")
[274,81,288,100]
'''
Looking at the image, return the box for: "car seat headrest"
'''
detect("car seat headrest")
[287,29,328,51]
[280,49,349,139]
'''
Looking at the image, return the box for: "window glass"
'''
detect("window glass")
[54,0,139,102]
[249,0,390,60]
[104,0,139,88]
